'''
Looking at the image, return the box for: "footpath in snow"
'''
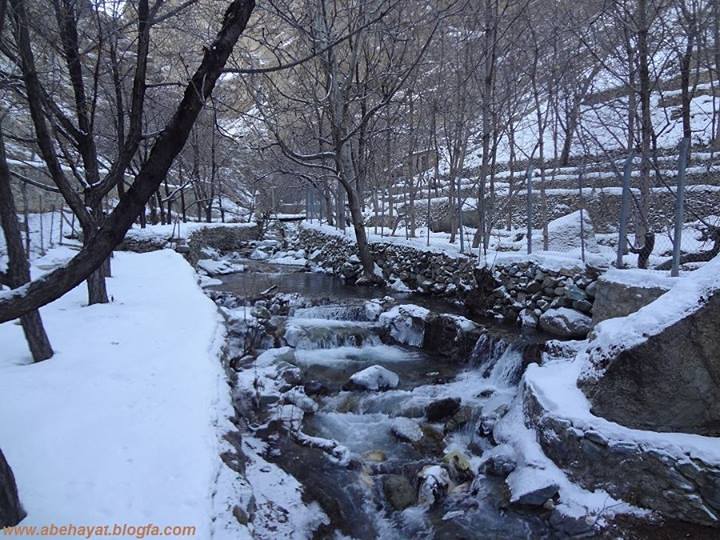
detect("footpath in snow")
[0,249,243,537]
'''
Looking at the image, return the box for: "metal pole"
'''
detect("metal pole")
[671,137,690,277]
[457,175,464,253]
[526,163,534,255]
[426,173,431,247]
[616,154,633,268]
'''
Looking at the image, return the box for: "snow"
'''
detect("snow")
[197,258,246,276]
[378,304,430,347]
[390,417,424,443]
[349,365,400,391]
[0,250,246,537]
[241,437,329,538]
[581,254,720,385]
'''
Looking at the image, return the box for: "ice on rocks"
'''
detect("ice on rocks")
[348,365,400,391]
[417,465,450,506]
[379,304,430,347]
[390,417,424,443]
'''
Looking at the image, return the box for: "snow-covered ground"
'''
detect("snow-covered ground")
[0,248,247,537]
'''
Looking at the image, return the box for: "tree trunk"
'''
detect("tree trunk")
[0,127,53,361]
[637,0,653,244]
[0,448,25,527]
[0,0,257,324]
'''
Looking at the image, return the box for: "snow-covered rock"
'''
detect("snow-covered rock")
[506,466,560,507]
[544,210,599,253]
[418,465,451,506]
[197,258,245,276]
[283,389,319,414]
[479,444,517,477]
[379,304,430,347]
[539,307,591,338]
[390,417,423,443]
[346,365,400,391]
[249,248,271,260]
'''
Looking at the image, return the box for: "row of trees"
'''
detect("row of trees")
[0,0,258,359]
[239,0,720,274]
[1,0,720,361]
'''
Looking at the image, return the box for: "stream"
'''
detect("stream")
[203,233,561,539]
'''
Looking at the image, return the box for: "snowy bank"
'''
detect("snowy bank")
[0,250,244,537]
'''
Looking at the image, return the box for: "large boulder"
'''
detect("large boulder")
[539,307,591,339]
[543,210,599,253]
[581,290,720,436]
[0,449,25,527]
[591,269,673,325]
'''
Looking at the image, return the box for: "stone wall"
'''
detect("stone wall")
[297,226,600,336]
[466,260,600,329]
[298,227,476,296]
[523,381,720,527]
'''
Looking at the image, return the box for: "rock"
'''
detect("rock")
[425,397,461,422]
[418,465,450,506]
[591,272,672,325]
[444,406,473,433]
[581,290,720,436]
[480,444,517,477]
[507,467,560,507]
[363,450,387,462]
[282,388,318,414]
[443,450,474,483]
[303,380,329,396]
[383,474,416,511]
[549,510,595,537]
[518,309,538,328]
[541,211,599,253]
[379,304,430,347]
[251,305,272,320]
[539,308,591,339]
[249,248,270,260]
[0,449,25,527]
[390,418,424,443]
[345,365,400,391]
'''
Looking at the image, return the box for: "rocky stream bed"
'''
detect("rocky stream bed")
[192,226,719,539]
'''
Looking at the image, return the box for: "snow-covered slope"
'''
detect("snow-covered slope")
[0,250,244,537]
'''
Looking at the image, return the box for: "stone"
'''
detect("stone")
[444,406,473,432]
[581,291,720,436]
[345,365,400,391]
[390,418,424,443]
[443,450,474,483]
[539,308,591,339]
[591,274,672,325]
[507,468,560,507]
[363,450,387,463]
[303,380,329,396]
[426,397,461,422]
[418,465,450,506]
[480,444,517,477]
[0,449,25,527]
[383,474,416,511]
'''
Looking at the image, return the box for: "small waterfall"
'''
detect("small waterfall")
[291,304,371,322]
[470,331,542,386]
[285,319,383,350]
[487,346,524,386]
[470,332,510,373]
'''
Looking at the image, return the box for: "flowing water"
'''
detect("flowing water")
[212,253,553,539]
